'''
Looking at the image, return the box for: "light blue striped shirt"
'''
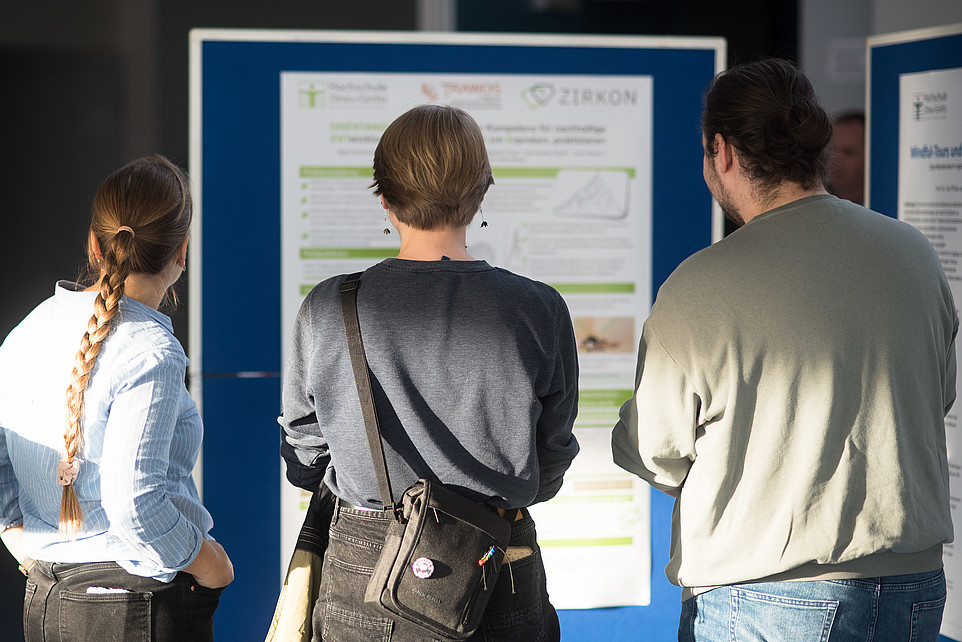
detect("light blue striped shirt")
[0,282,212,581]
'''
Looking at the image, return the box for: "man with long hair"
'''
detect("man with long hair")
[613,59,954,641]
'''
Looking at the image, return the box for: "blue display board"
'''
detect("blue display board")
[867,24,962,215]
[189,30,723,641]
[868,24,962,642]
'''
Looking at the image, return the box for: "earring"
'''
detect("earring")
[480,207,488,228]
[383,212,391,235]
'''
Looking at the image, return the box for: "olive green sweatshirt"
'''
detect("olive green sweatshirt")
[612,195,957,597]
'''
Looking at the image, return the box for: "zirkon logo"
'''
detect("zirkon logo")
[522,84,555,109]
[522,83,638,110]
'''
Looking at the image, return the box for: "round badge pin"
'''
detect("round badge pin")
[411,556,434,579]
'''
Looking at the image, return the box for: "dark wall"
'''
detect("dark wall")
[0,48,126,642]
[0,49,124,340]
[459,0,798,68]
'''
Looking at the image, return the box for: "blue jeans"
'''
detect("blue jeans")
[314,501,560,641]
[24,560,223,642]
[678,569,946,642]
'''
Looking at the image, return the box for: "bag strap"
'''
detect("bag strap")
[339,272,399,518]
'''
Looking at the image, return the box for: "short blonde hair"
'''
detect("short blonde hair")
[372,105,493,230]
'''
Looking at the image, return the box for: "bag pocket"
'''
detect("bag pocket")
[58,589,151,642]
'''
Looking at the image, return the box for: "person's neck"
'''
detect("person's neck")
[742,182,829,223]
[85,272,170,310]
[395,223,474,261]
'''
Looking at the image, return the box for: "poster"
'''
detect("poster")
[279,71,654,608]
[898,65,962,639]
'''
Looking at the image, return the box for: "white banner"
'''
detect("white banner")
[898,65,962,640]
[279,70,655,608]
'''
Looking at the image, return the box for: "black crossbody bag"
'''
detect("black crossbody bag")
[339,272,511,640]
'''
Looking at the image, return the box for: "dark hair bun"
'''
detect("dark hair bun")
[702,59,832,193]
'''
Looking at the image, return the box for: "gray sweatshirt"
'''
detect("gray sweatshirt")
[281,258,580,509]
[613,195,956,595]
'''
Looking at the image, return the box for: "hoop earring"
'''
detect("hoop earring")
[480,208,488,228]
[383,212,391,235]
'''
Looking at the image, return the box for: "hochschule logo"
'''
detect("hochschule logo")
[522,82,638,110]
[912,90,949,122]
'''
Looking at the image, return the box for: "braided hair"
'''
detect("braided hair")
[59,155,192,536]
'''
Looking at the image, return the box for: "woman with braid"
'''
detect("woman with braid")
[0,155,233,641]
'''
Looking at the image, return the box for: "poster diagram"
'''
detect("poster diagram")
[553,170,631,219]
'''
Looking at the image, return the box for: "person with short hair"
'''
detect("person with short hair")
[612,59,954,640]
[0,155,233,641]
[280,104,579,641]
[829,110,866,204]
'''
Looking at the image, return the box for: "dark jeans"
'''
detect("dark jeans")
[314,502,560,642]
[25,560,223,642]
[679,569,946,642]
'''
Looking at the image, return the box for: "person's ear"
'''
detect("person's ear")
[714,133,736,174]
[176,235,189,269]
[88,229,103,262]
